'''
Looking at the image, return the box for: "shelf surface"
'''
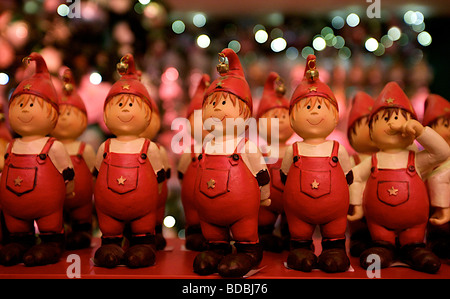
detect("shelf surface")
[0,237,449,279]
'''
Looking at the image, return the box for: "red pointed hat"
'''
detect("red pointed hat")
[10,52,59,113]
[256,72,289,119]
[290,54,337,113]
[187,74,210,118]
[59,68,87,116]
[423,94,450,126]
[370,81,417,121]
[347,91,374,131]
[136,69,159,116]
[204,48,252,112]
[104,53,153,110]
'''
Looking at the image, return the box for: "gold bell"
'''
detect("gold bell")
[63,83,73,94]
[22,56,31,66]
[275,78,286,96]
[305,58,319,82]
[216,53,229,74]
[117,61,129,76]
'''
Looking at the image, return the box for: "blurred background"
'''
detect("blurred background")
[0,0,449,238]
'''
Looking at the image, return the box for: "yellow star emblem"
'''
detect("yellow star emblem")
[385,98,395,104]
[387,186,398,196]
[122,84,130,90]
[207,179,216,189]
[117,176,127,185]
[308,86,317,92]
[311,179,319,189]
[23,84,32,91]
[444,107,450,112]
[14,177,23,186]
[216,81,223,88]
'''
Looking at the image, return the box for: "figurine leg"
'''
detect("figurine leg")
[285,216,317,272]
[66,202,93,250]
[23,232,65,267]
[427,222,450,259]
[258,207,283,253]
[94,236,125,268]
[317,238,350,273]
[185,225,207,252]
[0,232,36,266]
[124,233,156,268]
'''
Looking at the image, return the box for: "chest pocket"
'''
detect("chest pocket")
[6,165,37,196]
[199,168,230,198]
[300,169,331,199]
[107,164,139,194]
[377,181,409,207]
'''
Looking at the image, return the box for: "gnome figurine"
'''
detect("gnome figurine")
[177,74,210,252]
[281,55,352,273]
[93,53,165,268]
[422,94,450,259]
[346,91,378,257]
[51,68,96,250]
[256,72,293,252]
[193,49,270,278]
[0,53,74,266]
[348,82,450,273]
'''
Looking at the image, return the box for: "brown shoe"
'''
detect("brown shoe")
[360,241,395,270]
[94,237,124,268]
[400,243,441,274]
[286,240,317,272]
[193,242,232,275]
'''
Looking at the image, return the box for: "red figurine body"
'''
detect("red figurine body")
[177,74,210,251]
[281,55,351,273]
[193,49,270,278]
[51,68,95,250]
[93,54,165,268]
[348,82,450,273]
[0,53,74,266]
[256,72,293,252]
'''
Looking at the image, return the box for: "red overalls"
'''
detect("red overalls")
[283,141,349,241]
[181,144,201,228]
[194,138,260,244]
[64,142,93,225]
[94,138,158,238]
[155,143,168,228]
[363,151,429,246]
[259,157,284,226]
[0,137,65,234]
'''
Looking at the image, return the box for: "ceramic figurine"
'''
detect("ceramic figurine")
[280,54,352,273]
[346,91,378,257]
[139,77,171,251]
[0,52,74,266]
[192,48,270,278]
[422,94,450,259]
[256,72,293,252]
[177,74,210,251]
[348,82,450,273]
[93,53,165,268]
[51,68,96,250]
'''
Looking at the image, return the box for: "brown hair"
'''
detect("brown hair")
[429,116,450,129]
[104,94,152,121]
[348,116,369,145]
[291,96,339,120]
[59,104,87,128]
[10,94,58,123]
[203,91,251,119]
[369,107,410,131]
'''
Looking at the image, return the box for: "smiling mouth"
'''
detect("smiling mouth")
[18,115,33,123]
[384,129,399,136]
[118,115,134,123]
[307,118,324,126]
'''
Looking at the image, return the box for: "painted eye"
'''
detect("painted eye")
[394,116,398,120]
[212,101,216,106]
[384,117,389,121]
[129,103,133,107]
[20,103,23,107]
[306,105,311,109]
[222,100,226,105]
[119,103,123,107]
[29,103,33,107]
[317,105,321,109]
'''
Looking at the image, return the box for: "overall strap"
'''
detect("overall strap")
[406,150,417,177]
[233,137,248,154]
[292,142,301,166]
[329,141,340,167]
[77,142,86,157]
[138,138,151,164]
[3,139,14,161]
[190,143,196,159]
[370,153,379,178]
[37,137,56,164]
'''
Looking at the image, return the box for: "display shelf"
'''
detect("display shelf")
[0,237,449,279]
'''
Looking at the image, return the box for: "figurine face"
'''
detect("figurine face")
[431,117,450,147]
[140,110,160,140]
[9,94,58,137]
[290,96,338,141]
[52,105,87,141]
[370,108,413,150]
[104,94,151,137]
[202,92,250,136]
[259,108,293,144]
[349,117,378,153]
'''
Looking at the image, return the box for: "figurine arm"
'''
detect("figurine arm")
[177,152,191,179]
[427,165,450,225]
[48,140,75,198]
[337,143,352,174]
[280,144,294,177]
[415,127,450,175]
[82,143,97,173]
[0,139,8,172]
[94,142,106,171]
[147,141,165,193]
[347,157,372,221]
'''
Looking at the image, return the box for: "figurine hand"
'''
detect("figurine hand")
[260,198,271,207]
[429,207,450,226]
[347,205,364,221]
[388,119,424,139]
